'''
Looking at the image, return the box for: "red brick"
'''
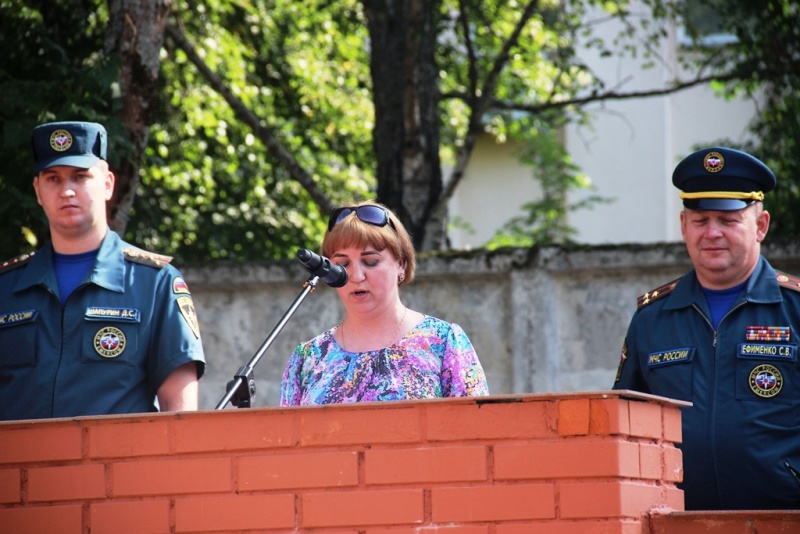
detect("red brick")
[432,483,556,522]
[175,410,294,452]
[498,521,642,534]
[0,425,82,464]
[652,511,800,534]
[638,443,662,480]
[560,481,664,518]
[90,499,170,534]
[302,489,424,527]
[662,445,683,483]
[494,440,639,480]
[664,486,684,511]
[0,469,20,503]
[589,398,631,435]
[558,399,591,436]
[0,505,82,533]
[663,406,683,444]
[176,494,295,531]
[239,450,358,491]
[628,401,663,439]
[28,464,105,502]
[88,420,170,458]
[365,446,487,484]
[426,399,555,441]
[298,405,422,446]
[376,527,488,534]
[113,457,231,496]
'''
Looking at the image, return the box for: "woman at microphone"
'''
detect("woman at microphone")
[280,201,489,405]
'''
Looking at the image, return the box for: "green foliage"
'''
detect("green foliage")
[130,0,376,261]
[9,0,796,263]
[0,0,121,256]
[680,0,800,238]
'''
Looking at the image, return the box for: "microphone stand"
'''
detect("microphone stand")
[215,275,321,410]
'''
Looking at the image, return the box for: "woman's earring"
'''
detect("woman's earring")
[398,273,405,284]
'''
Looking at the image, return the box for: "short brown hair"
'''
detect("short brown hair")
[321,201,416,285]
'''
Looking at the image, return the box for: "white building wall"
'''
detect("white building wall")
[448,2,758,248]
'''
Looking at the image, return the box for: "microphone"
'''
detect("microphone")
[296,249,348,288]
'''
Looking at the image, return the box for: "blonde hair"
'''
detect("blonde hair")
[321,201,416,285]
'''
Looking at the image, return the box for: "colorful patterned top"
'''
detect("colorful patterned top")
[280,315,489,405]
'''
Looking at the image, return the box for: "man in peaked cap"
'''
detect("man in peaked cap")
[0,121,206,420]
[613,147,800,510]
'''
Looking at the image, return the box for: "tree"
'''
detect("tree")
[680,0,800,238]
[0,0,775,262]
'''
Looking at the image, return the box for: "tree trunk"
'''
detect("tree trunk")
[363,0,445,250]
[104,0,169,236]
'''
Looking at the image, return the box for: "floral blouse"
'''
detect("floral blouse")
[280,315,489,405]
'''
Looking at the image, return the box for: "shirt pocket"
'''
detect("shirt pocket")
[645,347,696,402]
[81,307,141,366]
[0,309,38,367]
[735,342,797,404]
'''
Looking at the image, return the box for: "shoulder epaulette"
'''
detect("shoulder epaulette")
[776,271,800,293]
[123,247,173,269]
[0,251,35,275]
[637,278,680,309]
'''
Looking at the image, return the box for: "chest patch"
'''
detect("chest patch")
[647,348,694,367]
[94,326,127,358]
[748,364,783,398]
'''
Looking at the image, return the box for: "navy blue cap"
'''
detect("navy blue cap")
[672,147,776,211]
[31,121,107,173]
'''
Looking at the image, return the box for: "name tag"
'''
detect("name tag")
[85,307,140,322]
[647,348,694,367]
[738,343,795,360]
[0,309,37,326]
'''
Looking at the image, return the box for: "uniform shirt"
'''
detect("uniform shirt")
[614,255,800,510]
[0,230,205,420]
[280,315,489,405]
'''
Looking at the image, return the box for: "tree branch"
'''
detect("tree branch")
[163,23,335,215]
[442,71,743,114]
[436,0,542,217]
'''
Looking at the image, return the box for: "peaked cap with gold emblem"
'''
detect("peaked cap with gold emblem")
[672,147,776,211]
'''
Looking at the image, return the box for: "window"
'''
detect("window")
[677,3,737,47]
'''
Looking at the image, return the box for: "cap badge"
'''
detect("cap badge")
[49,129,73,152]
[703,151,724,173]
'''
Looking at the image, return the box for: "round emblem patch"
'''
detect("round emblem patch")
[94,326,126,358]
[49,129,73,152]
[748,364,783,398]
[703,151,724,173]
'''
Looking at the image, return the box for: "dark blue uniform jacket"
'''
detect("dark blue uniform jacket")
[0,231,205,420]
[614,256,800,510]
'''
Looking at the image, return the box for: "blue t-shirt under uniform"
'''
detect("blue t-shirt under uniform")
[54,249,98,304]
[701,280,747,330]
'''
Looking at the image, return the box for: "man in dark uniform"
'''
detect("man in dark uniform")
[613,147,800,510]
[0,121,206,420]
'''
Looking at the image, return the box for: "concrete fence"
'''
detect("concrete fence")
[185,240,800,411]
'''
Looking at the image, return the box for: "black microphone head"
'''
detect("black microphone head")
[296,248,319,268]
[325,264,348,288]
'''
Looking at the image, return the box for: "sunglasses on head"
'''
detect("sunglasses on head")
[328,205,397,231]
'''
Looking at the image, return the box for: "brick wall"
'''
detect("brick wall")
[1,391,783,534]
[0,392,684,533]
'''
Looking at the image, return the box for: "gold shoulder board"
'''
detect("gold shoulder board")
[637,278,680,309]
[776,271,800,293]
[0,251,35,275]
[123,247,173,269]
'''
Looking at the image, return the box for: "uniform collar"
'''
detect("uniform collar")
[664,255,781,310]
[15,229,126,294]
